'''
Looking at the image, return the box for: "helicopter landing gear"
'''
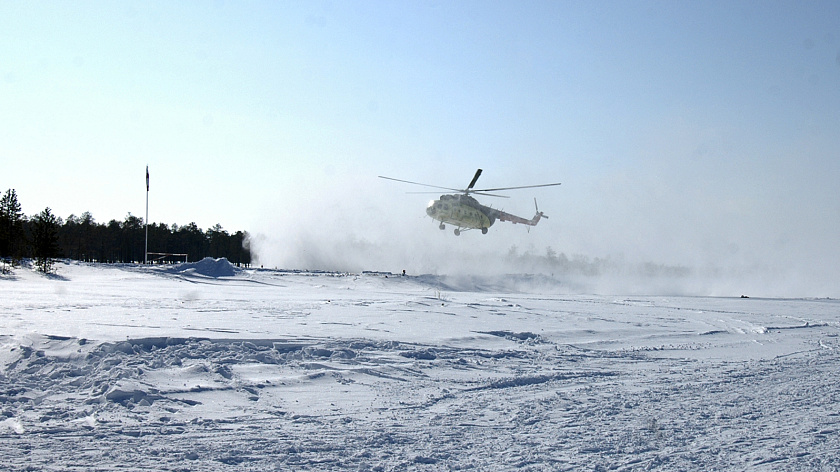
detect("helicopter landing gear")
[439,223,446,230]
[481,227,488,234]
[454,228,461,236]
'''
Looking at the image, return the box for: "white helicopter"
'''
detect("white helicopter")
[379,169,561,235]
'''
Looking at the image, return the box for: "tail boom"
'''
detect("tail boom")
[495,198,548,227]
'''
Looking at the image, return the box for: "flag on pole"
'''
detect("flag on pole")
[145,165,149,264]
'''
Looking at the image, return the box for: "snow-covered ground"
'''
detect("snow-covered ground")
[1,259,839,470]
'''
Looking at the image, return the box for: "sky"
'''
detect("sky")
[2,1,839,295]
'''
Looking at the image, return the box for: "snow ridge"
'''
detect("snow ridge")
[2,331,839,470]
[168,257,239,278]
[1,262,840,470]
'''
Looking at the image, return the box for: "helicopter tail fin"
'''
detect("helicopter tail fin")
[529,198,547,225]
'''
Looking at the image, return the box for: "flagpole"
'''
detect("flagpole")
[145,165,149,264]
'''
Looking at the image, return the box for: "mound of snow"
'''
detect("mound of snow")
[171,257,238,277]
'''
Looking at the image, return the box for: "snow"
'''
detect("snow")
[1,260,839,470]
[168,257,241,278]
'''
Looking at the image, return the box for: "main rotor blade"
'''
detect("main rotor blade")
[473,182,562,192]
[406,191,509,198]
[467,168,483,190]
[378,176,462,192]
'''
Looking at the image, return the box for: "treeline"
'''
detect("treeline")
[505,245,691,278]
[1,189,251,272]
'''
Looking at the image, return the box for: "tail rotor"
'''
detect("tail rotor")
[534,198,547,219]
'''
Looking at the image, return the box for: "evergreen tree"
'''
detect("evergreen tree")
[207,223,229,258]
[0,189,25,260]
[121,213,144,262]
[79,212,96,262]
[176,222,206,262]
[33,207,61,273]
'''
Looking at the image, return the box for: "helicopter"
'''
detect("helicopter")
[378,169,561,235]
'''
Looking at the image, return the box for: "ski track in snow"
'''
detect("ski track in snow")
[1,260,839,471]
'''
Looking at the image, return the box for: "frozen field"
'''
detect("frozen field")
[1,259,839,471]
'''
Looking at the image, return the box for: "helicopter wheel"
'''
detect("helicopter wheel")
[454,229,461,236]
[481,227,488,234]
[439,223,446,230]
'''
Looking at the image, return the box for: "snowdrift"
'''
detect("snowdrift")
[1,261,839,470]
[167,257,239,277]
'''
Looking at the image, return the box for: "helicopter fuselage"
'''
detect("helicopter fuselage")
[426,194,495,233]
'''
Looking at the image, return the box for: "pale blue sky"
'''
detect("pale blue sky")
[2,1,839,290]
